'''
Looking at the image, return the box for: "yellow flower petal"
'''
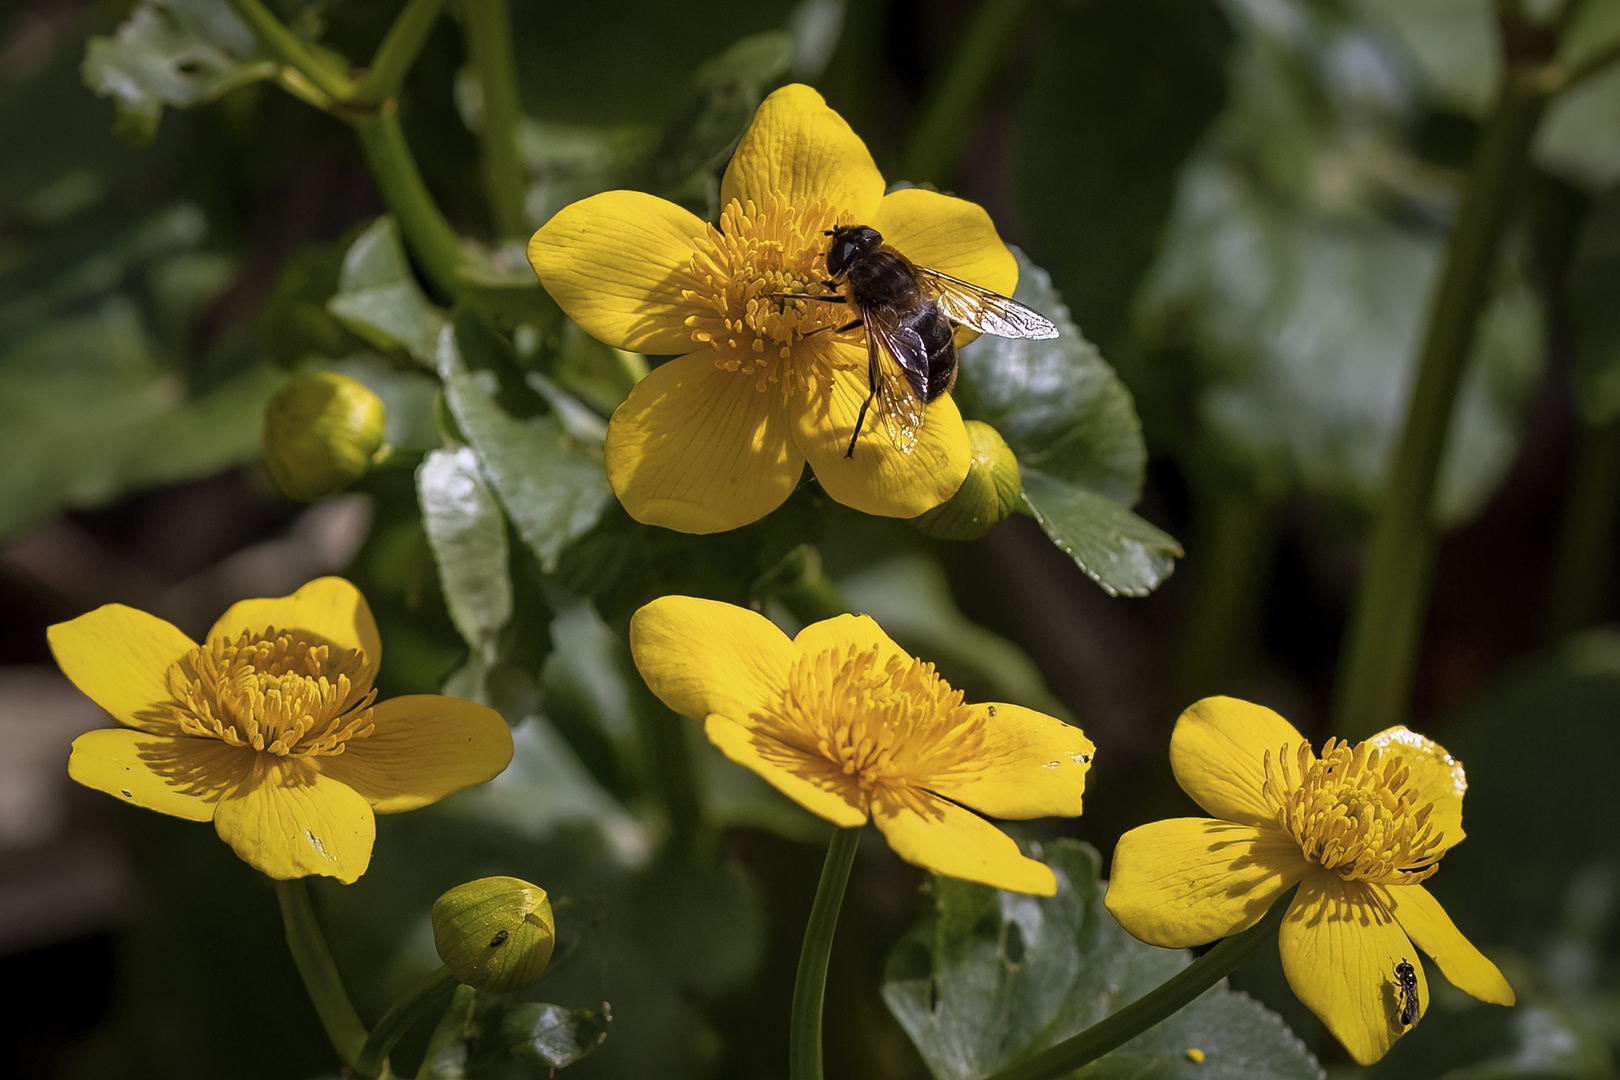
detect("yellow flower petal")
[704,715,867,827]
[1171,696,1307,827]
[213,758,375,883]
[870,188,1017,296]
[1280,871,1425,1066]
[790,611,909,669]
[1379,883,1514,1006]
[317,695,514,813]
[605,352,805,533]
[208,577,382,696]
[720,84,885,225]
[527,190,707,355]
[928,703,1093,819]
[1105,818,1309,948]
[793,365,972,517]
[630,595,797,724]
[48,605,197,732]
[872,789,1056,895]
[67,729,252,821]
[1366,726,1467,853]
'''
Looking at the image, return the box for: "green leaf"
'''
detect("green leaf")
[437,317,612,574]
[81,0,275,144]
[327,217,447,366]
[498,1001,611,1069]
[884,839,1323,1080]
[1570,188,1620,425]
[1019,471,1183,599]
[417,446,512,660]
[956,250,1147,507]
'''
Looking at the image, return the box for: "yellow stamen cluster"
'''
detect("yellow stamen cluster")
[1264,738,1445,885]
[750,644,988,811]
[682,192,857,394]
[163,628,376,757]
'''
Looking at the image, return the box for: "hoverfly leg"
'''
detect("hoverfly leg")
[847,344,880,459]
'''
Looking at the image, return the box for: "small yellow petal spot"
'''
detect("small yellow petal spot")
[747,643,989,811]
[154,628,376,760]
[681,193,860,397]
[1186,1048,1206,1063]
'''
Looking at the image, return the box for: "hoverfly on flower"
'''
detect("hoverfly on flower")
[777,223,1058,458]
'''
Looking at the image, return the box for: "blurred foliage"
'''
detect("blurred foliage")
[8,0,1620,1076]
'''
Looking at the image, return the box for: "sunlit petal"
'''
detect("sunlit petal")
[873,789,1056,895]
[704,715,867,827]
[871,188,1017,295]
[208,577,382,696]
[928,703,1093,819]
[213,758,375,883]
[1280,871,1425,1066]
[67,728,250,821]
[630,596,797,724]
[1366,726,1468,853]
[721,84,884,223]
[528,189,706,355]
[48,605,196,732]
[1171,696,1307,826]
[318,696,514,813]
[1106,818,1308,948]
[1380,883,1514,1006]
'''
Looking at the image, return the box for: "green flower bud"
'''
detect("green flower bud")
[262,372,387,502]
[432,877,556,993]
[911,421,1022,541]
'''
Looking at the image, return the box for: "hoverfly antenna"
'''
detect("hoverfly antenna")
[823,229,835,236]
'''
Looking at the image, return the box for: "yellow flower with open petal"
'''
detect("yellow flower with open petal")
[529,83,1017,534]
[629,596,1092,894]
[1105,697,1514,1064]
[50,577,514,884]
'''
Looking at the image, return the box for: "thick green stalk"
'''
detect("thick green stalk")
[982,892,1291,1080]
[353,103,468,297]
[276,879,369,1067]
[354,965,461,1078]
[355,0,447,106]
[788,826,863,1080]
[634,708,704,855]
[1172,485,1278,707]
[1333,72,1550,738]
[900,0,1034,186]
[462,0,530,238]
[1547,417,1620,635]
[227,0,355,102]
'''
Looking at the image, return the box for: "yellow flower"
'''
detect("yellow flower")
[629,596,1092,894]
[528,83,1018,534]
[1104,697,1514,1064]
[49,577,514,884]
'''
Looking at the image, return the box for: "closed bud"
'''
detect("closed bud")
[262,372,387,501]
[432,876,556,993]
[911,421,1022,540]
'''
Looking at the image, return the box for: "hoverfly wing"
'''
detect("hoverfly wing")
[913,267,1059,340]
[862,310,926,453]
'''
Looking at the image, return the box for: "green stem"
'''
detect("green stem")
[354,965,461,1079]
[1172,485,1279,707]
[355,0,447,106]
[1332,71,1551,738]
[982,891,1291,1080]
[788,825,862,1080]
[1547,417,1620,635]
[754,545,849,625]
[353,102,468,298]
[226,0,355,102]
[462,0,530,237]
[635,708,704,855]
[900,0,1035,186]
[275,878,369,1067]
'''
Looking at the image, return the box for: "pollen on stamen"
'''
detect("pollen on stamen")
[1264,736,1447,885]
[680,191,859,396]
[748,643,990,806]
[160,628,376,759]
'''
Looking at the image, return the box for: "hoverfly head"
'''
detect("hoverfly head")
[825,225,883,277]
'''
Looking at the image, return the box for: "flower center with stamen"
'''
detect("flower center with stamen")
[161,628,376,757]
[1263,738,1445,885]
[682,192,857,394]
[748,644,988,806]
